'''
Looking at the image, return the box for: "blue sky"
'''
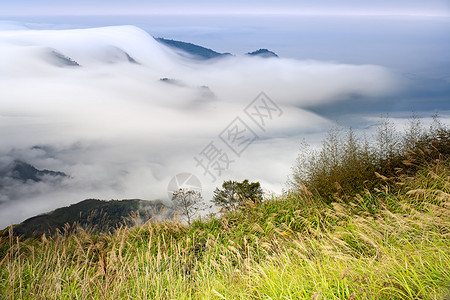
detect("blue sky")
[1,1,449,116]
[1,0,449,16]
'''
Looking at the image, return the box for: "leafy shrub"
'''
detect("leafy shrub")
[212,179,263,211]
[289,114,450,202]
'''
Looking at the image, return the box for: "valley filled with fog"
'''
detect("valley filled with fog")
[0,16,449,227]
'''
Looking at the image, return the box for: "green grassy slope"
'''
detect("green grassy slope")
[1,160,448,299]
[0,118,449,299]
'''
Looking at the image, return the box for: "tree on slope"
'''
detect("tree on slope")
[212,179,263,211]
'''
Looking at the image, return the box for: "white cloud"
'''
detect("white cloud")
[0,25,400,227]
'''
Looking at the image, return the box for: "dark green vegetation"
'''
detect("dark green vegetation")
[0,116,449,299]
[8,199,171,239]
[290,115,450,203]
[213,179,263,211]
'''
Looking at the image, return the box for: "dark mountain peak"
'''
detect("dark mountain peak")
[155,37,278,61]
[155,37,231,60]
[48,50,80,67]
[11,160,39,182]
[10,160,67,183]
[247,49,279,58]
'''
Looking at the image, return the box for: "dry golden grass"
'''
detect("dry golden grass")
[1,117,449,299]
[1,160,449,299]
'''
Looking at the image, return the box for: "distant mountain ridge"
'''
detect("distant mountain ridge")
[0,160,67,183]
[0,160,173,239]
[155,37,231,60]
[155,37,278,60]
[6,199,172,239]
[247,49,279,58]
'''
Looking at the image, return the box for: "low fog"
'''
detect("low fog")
[0,25,400,227]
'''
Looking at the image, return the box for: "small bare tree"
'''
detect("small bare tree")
[171,188,204,225]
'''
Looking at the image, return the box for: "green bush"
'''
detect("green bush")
[212,179,263,211]
[289,114,450,202]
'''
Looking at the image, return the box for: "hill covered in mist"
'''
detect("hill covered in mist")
[7,199,172,238]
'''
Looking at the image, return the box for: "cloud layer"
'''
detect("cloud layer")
[0,25,399,227]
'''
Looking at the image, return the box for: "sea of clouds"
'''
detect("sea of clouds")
[0,24,400,227]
